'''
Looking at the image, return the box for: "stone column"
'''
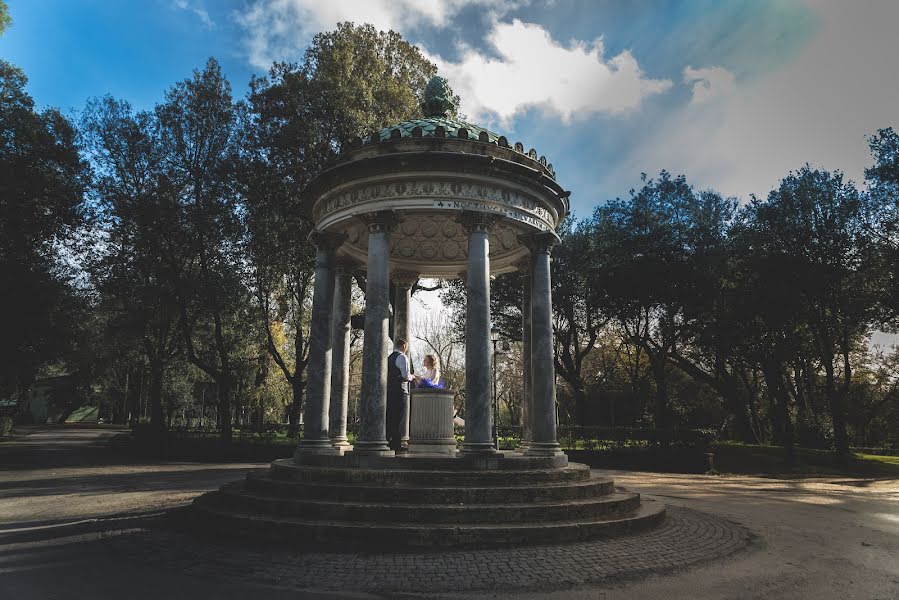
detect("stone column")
[295,231,344,459]
[526,232,564,457]
[515,257,532,453]
[328,259,354,451]
[460,212,499,454]
[393,272,418,445]
[353,212,396,456]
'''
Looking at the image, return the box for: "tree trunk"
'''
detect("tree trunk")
[762,359,794,463]
[119,371,130,425]
[166,394,174,430]
[823,358,850,456]
[573,384,588,426]
[650,351,668,430]
[722,373,754,443]
[287,376,303,438]
[792,365,807,424]
[767,388,781,445]
[218,376,232,443]
[148,360,165,432]
[839,334,854,453]
[233,382,242,428]
[132,365,144,427]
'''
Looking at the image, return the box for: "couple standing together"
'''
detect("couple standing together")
[386,339,441,452]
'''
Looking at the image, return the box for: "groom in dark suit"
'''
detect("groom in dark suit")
[386,339,414,452]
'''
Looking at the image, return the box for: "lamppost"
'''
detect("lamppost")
[490,326,509,450]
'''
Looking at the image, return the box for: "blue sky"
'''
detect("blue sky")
[2,0,897,218]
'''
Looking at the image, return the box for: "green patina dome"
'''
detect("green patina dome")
[367,116,502,145]
[354,75,557,179]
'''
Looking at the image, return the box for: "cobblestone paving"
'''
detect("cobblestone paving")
[103,504,754,595]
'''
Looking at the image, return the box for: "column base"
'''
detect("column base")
[350,440,395,456]
[330,436,352,450]
[293,438,341,460]
[461,442,500,455]
[524,442,565,457]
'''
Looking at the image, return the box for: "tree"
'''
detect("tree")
[730,202,812,460]
[243,23,437,433]
[81,96,182,431]
[551,220,610,425]
[157,58,254,443]
[658,190,759,443]
[866,128,899,321]
[0,60,87,404]
[0,1,11,37]
[752,167,878,456]
[592,172,702,430]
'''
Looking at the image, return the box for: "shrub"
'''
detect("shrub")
[0,416,13,437]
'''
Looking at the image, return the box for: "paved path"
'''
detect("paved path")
[1,426,897,599]
[0,425,264,527]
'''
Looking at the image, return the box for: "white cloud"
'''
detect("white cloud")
[683,66,735,104]
[234,1,670,124]
[172,0,214,29]
[235,0,510,69]
[625,0,899,201]
[429,20,672,124]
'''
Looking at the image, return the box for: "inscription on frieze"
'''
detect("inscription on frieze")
[431,200,550,231]
[314,180,554,226]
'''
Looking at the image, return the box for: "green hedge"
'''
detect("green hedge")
[0,416,13,437]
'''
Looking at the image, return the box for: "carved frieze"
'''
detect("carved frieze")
[313,179,555,231]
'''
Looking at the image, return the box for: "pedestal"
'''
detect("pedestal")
[408,389,458,455]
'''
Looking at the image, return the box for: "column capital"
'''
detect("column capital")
[309,230,346,251]
[392,271,419,289]
[519,231,560,255]
[358,210,400,233]
[457,210,501,234]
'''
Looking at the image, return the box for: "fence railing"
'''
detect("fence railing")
[451,425,717,450]
[137,422,717,448]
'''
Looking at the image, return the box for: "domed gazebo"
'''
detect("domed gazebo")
[296,76,569,461]
[190,78,665,548]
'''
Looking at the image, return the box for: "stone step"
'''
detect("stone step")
[244,472,615,504]
[203,485,641,524]
[293,453,568,471]
[189,500,667,549]
[269,460,590,486]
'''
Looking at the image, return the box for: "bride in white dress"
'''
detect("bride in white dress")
[415,354,441,388]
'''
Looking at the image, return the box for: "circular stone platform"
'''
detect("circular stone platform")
[189,455,666,548]
[112,505,753,595]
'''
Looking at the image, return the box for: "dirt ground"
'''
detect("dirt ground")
[470,470,899,600]
[1,426,897,599]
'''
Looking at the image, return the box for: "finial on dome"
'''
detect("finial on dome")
[421,75,458,118]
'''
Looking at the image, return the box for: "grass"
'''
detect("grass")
[712,442,899,478]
